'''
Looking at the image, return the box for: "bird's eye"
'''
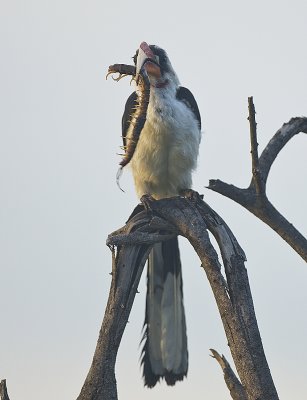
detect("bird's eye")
[158,53,167,65]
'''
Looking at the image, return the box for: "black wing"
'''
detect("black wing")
[176,86,201,130]
[121,91,138,147]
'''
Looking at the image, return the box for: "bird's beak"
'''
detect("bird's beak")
[136,41,161,81]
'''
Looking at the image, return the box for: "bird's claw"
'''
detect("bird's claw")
[140,194,155,213]
[180,189,204,203]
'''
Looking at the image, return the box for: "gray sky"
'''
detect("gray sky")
[1,1,306,399]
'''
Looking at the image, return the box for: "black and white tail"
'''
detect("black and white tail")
[141,237,188,387]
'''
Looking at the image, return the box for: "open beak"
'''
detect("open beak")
[135,41,161,81]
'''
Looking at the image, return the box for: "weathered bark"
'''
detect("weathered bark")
[78,194,279,400]
[208,98,307,262]
[76,210,154,400]
[145,195,279,400]
[76,207,178,400]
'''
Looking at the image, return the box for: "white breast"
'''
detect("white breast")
[128,87,201,199]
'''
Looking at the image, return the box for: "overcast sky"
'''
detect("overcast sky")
[1,1,306,399]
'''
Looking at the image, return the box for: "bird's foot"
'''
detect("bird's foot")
[140,193,156,213]
[180,189,204,203]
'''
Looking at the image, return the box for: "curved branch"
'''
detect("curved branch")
[208,100,307,262]
[259,117,307,188]
[77,209,154,400]
[139,195,279,400]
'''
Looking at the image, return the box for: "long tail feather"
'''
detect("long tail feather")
[141,237,188,387]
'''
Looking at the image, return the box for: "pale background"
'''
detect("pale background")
[1,1,306,399]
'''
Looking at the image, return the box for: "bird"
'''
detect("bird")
[120,42,202,388]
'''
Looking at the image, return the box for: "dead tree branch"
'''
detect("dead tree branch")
[210,349,247,400]
[76,210,154,400]
[208,98,307,262]
[0,380,10,400]
[77,194,279,400]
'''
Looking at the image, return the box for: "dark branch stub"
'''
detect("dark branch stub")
[248,96,264,194]
[210,349,247,400]
[0,380,10,400]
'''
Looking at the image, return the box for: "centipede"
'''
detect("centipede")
[106,63,150,168]
[106,64,136,82]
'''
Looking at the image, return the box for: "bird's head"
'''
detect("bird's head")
[133,42,179,88]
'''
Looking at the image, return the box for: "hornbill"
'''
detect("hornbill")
[120,42,201,387]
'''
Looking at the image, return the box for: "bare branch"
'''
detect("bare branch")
[107,230,176,246]
[0,380,11,400]
[210,349,247,400]
[208,101,307,262]
[208,180,251,206]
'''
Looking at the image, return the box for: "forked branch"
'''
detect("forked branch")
[77,194,279,400]
[208,98,307,262]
